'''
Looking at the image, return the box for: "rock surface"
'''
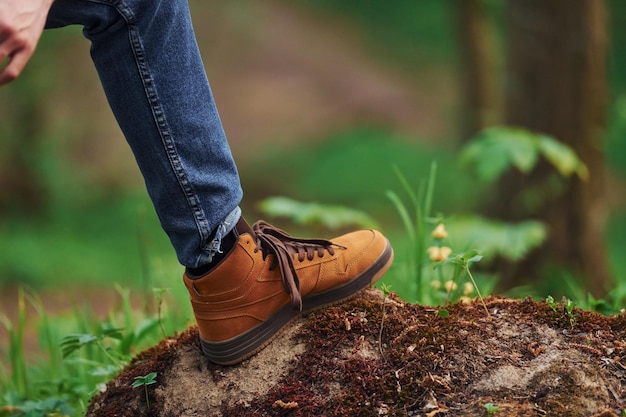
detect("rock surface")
[87,288,626,416]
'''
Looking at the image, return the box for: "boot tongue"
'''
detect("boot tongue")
[233,217,255,237]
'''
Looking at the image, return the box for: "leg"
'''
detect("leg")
[46,0,243,268]
[45,0,394,365]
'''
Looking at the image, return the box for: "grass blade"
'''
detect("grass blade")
[385,190,415,244]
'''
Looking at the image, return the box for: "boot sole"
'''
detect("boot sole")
[199,240,394,365]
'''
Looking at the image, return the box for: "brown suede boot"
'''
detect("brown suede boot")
[183,218,393,365]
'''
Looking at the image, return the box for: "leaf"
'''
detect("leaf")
[436,309,450,318]
[60,333,98,358]
[133,318,160,345]
[446,216,546,262]
[536,134,589,180]
[131,379,144,389]
[386,190,416,243]
[460,126,540,182]
[443,253,465,268]
[132,372,157,388]
[462,125,589,183]
[120,319,159,355]
[257,196,379,229]
[392,164,420,209]
[466,254,483,265]
[100,325,124,340]
[144,372,158,385]
[483,402,500,413]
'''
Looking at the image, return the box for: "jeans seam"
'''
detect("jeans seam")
[86,0,212,251]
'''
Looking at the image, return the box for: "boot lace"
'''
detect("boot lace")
[252,221,343,311]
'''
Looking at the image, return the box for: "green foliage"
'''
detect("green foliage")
[545,295,558,313]
[445,216,546,262]
[436,309,450,318]
[381,283,393,299]
[60,326,125,368]
[132,372,157,410]
[257,196,379,229]
[461,126,588,182]
[443,250,489,315]
[244,129,484,218]
[0,193,175,288]
[386,162,438,302]
[131,372,157,389]
[545,295,578,327]
[0,290,28,399]
[0,286,190,417]
[385,164,496,307]
[0,397,74,417]
[446,251,483,268]
[384,126,581,306]
[483,402,500,415]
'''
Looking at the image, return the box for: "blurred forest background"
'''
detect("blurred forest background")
[2,0,626,310]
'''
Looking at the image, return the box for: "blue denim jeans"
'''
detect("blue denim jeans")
[45,0,243,268]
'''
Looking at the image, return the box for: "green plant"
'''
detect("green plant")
[483,402,500,415]
[61,326,126,370]
[563,298,577,327]
[386,165,496,307]
[555,270,624,316]
[257,196,379,230]
[0,288,28,399]
[454,126,594,301]
[0,284,190,417]
[386,162,437,302]
[461,126,588,183]
[131,372,157,410]
[545,295,558,313]
[427,223,479,306]
[456,125,588,271]
[545,295,578,327]
[443,250,489,315]
[443,216,546,263]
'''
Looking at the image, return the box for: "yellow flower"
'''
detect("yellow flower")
[444,280,457,293]
[427,246,452,262]
[463,282,474,296]
[430,280,442,290]
[432,223,448,239]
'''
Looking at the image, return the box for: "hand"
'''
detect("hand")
[0,0,54,86]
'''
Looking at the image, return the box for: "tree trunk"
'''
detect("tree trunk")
[455,0,499,140]
[494,0,610,296]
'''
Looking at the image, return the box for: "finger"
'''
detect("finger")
[0,48,29,86]
[0,31,15,63]
[0,22,12,43]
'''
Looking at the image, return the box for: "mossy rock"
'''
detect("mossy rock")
[87,289,626,416]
